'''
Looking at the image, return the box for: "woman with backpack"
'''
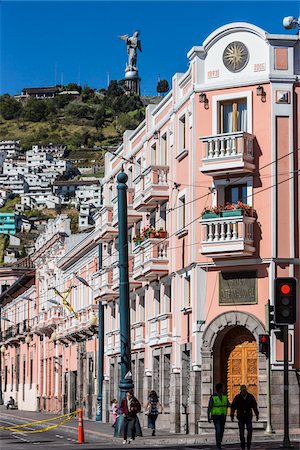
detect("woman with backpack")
[145,390,163,436]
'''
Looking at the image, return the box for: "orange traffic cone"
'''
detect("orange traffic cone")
[78,408,85,444]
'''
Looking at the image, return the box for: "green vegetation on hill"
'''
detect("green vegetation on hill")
[0,196,20,212]
[0,235,8,264]
[0,81,147,152]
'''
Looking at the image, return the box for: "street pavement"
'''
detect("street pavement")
[1,408,299,450]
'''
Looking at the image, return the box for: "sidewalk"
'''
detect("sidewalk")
[1,407,300,447]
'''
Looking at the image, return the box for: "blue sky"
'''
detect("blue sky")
[1,1,299,96]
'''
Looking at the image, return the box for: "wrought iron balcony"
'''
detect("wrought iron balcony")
[200,211,256,258]
[132,237,169,281]
[133,165,169,212]
[200,131,255,176]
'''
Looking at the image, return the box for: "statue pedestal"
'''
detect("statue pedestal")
[124,70,140,95]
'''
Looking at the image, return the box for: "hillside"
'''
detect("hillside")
[0,82,162,160]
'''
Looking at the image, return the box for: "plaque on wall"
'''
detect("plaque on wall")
[219,271,257,305]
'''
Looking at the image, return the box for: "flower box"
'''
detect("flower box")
[222,209,244,217]
[201,212,220,219]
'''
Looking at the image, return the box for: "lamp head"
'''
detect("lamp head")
[283,16,298,30]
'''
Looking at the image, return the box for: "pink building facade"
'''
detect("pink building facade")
[1,23,299,433]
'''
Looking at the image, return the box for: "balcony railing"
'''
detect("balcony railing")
[200,131,255,176]
[133,165,169,212]
[200,212,256,257]
[133,238,169,281]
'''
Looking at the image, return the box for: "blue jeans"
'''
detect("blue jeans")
[212,415,226,449]
[238,416,253,449]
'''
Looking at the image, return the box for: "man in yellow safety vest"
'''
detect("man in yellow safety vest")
[208,383,230,449]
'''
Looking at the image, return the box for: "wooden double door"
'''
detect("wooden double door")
[227,340,258,403]
[218,327,258,403]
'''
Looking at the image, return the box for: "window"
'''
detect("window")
[30,354,33,389]
[151,144,157,165]
[161,133,167,165]
[11,363,14,391]
[131,297,137,323]
[149,210,156,228]
[139,295,145,321]
[219,98,247,133]
[154,288,161,315]
[178,195,186,229]
[164,284,171,313]
[184,275,191,307]
[160,202,167,230]
[179,115,186,150]
[225,184,248,204]
[128,167,133,187]
[136,158,142,177]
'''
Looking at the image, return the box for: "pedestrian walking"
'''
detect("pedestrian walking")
[111,399,118,427]
[145,390,163,436]
[207,383,230,450]
[120,390,142,444]
[230,385,259,450]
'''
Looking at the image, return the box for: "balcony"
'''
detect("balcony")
[56,305,98,343]
[94,268,118,302]
[133,238,169,281]
[31,308,62,336]
[106,330,120,355]
[98,206,118,241]
[200,131,255,176]
[133,165,169,212]
[148,313,172,345]
[200,211,256,258]
[112,189,142,227]
[131,321,145,347]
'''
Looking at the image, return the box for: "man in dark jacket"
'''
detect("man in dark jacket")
[231,385,259,450]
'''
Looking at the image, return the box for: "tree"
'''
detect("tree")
[65,83,82,93]
[65,102,95,119]
[0,94,22,119]
[94,105,106,130]
[22,98,48,122]
[156,79,169,96]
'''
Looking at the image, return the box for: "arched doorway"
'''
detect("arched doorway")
[213,326,258,402]
[217,326,258,402]
[199,311,266,426]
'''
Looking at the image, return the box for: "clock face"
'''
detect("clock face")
[223,41,249,73]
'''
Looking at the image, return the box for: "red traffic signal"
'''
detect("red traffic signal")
[259,334,270,356]
[280,284,291,295]
[274,277,298,325]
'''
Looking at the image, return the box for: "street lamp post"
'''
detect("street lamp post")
[75,266,104,422]
[114,171,133,438]
[0,305,3,405]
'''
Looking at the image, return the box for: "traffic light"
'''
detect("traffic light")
[259,334,270,357]
[274,277,298,325]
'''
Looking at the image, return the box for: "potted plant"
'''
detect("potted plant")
[222,201,252,217]
[149,227,157,238]
[201,206,222,219]
[157,227,167,238]
[133,234,142,246]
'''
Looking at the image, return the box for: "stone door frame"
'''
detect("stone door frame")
[199,311,267,422]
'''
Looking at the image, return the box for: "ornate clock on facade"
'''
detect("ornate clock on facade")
[223,41,249,72]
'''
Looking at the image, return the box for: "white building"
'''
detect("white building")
[0,140,20,157]
[3,161,29,176]
[26,149,53,168]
